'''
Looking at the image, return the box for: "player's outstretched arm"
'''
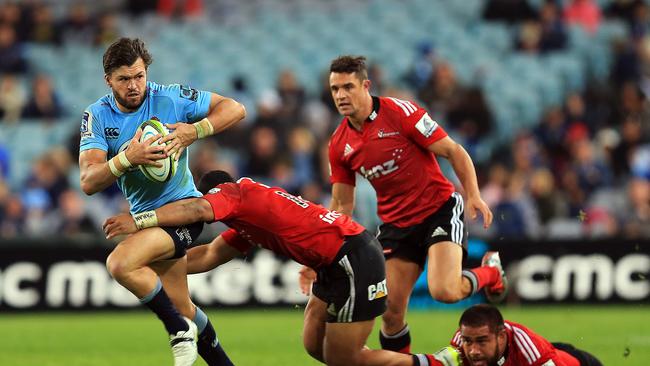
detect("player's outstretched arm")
[162,93,246,159]
[427,136,493,228]
[103,197,214,238]
[187,235,242,274]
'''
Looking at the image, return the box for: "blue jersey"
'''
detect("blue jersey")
[79,81,211,213]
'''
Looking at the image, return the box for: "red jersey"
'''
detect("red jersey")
[329,96,455,228]
[450,321,580,366]
[202,178,365,268]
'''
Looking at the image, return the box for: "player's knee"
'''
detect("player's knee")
[324,348,362,366]
[303,338,323,362]
[105,253,130,281]
[429,284,463,303]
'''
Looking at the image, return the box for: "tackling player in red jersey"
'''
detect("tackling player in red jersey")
[452,304,602,366]
[303,55,508,354]
[103,170,464,366]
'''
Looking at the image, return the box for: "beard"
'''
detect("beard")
[114,90,145,111]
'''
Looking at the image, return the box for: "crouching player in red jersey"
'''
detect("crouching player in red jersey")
[103,170,464,366]
[452,304,602,366]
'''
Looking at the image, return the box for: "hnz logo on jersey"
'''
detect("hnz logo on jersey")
[359,159,399,180]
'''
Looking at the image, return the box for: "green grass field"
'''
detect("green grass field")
[0,305,648,365]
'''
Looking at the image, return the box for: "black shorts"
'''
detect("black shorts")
[552,342,603,366]
[161,221,204,259]
[312,231,387,323]
[376,192,467,268]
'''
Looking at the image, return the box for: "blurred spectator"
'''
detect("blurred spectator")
[0,74,26,122]
[493,172,541,238]
[516,21,544,53]
[0,181,24,238]
[0,142,9,179]
[125,0,158,17]
[24,153,70,211]
[22,74,65,119]
[28,3,62,45]
[93,13,120,47]
[483,0,537,23]
[535,107,569,171]
[529,168,566,224]
[570,138,613,194]
[0,23,28,74]
[481,163,510,209]
[619,177,650,238]
[287,126,318,188]
[629,1,649,39]
[0,2,27,39]
[158,0,204,19]
[404,41,437,90]
[605,0,644,25]
[276,69,306,129]
[538,0,568,52]
[61,3,95,44]
[242,126,280,179]
[563,0,602,35]
[368,63,387,96]
[610,116,644,178]
[50,189,98,238]
[418,61,493,145]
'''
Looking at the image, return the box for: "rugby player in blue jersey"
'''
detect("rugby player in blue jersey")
[79,38,245,366]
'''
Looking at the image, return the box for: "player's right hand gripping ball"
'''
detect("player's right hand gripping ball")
[434,346,463,366]
[138,119,177,182]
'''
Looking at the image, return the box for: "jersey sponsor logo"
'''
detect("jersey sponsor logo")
[344,143,354,157]
[415,113,438,138]
[319,210,342,224]
[180,85,199,101]
[104,127,120,139]
[431,226,448,237]
[359,159,399,180]
[367,279,388,301]
[275,190,309,208]
[207,187,221,195]
[377,129,400,138]
[80,111,93,138]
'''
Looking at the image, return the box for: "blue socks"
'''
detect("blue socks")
[139,279,189,335]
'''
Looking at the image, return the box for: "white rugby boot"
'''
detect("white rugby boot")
[169,317,198,366]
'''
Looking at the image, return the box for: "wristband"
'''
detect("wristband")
[108,158,125,177]
[117,151,132,169]
[193,118,214,139]
[132,210,158,230]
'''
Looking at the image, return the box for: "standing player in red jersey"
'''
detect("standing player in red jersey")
[452,304,603,366]
[103,170,465,366]
[312,55,507,354]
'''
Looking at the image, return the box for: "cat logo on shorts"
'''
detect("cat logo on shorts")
[368,279,388,301]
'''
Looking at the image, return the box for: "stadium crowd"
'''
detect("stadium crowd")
[0,0,648,241]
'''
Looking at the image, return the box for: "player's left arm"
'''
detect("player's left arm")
[162,92,246,158]
[428,136,493,228]
[103,197,215,238]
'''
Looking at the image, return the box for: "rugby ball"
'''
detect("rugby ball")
[138,120,177,182]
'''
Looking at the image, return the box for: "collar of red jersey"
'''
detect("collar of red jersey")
[367,96,381,121]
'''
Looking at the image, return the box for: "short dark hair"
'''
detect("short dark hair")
[198,170,235,195]
[103,37,153,75]
[330,55,368,80]
[459,304,505,334]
